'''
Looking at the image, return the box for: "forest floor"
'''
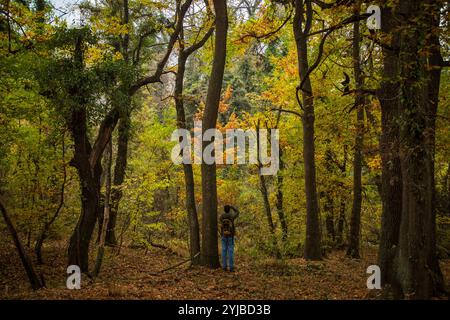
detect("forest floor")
[1,241,449,300]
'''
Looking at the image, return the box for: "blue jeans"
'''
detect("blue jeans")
[221,236,234,270]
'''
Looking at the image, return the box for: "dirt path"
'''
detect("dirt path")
[1,242,449,299]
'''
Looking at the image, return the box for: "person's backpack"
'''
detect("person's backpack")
[221,218,234,237]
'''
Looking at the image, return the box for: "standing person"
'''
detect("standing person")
[220,205,240,272]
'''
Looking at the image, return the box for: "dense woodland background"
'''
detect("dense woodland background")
[0,0,449,300]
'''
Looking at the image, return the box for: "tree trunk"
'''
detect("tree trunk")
[336,199,346,246]
[256,122,279,256]
[106,113,129,246]
[93,137,112,277]
[105,0,131,247]
[68,153,102,272]
[393,0,443,298]
[293,0,322,260]
[200,0,228,268]
[377,3,402,291]
[324,193,335,242]
[276,146,288,241]
[66,35,117,272]
[259,173,279,253]
[175,52,201,265]
[335,146,348,247]
[0,197,44,290]
[347,3,364,259]
[424,4,445,294]
[173,17,213,265]
[259,173,275,234]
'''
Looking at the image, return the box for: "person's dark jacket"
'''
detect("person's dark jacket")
[219,206,239,237]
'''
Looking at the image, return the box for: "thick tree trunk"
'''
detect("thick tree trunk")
[66,35,117,272]
[200,0,228,268]
[293,0,322,260]
[377,3,402,291]
[388,0,444,298]
[68,155,102,272]
[0,197,44,290]
[424,6,445,294]
[347,4,364,259]
[67,103,103,272]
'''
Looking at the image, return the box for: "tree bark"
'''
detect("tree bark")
[106,113,129,246]
[293,0,322,260]
[324,193,335,242]
[67,135,103,272]
[274,110,287,242]
[93,137,112,277]
[256,122,279,255]
[323,149,337,243]
[276,146,288,241]
[66,35,118,272]
[335,145,348,247]
[424,3,445,294]
[173,15,213,265]
[377,3,402,291]
[175,53,201,265]
[336,198,346,246]
[200,0,228,268]
[380,0,445,298]
[347,3,364,259]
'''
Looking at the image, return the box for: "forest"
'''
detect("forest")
[0,0,449,300]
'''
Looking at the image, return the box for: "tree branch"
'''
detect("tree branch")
[183,26,215,57]
[89,109,120,168]
[306,13,371,38]
[312,0,351,9]
[298,13,372,94]
[270,108,303,118]
[342,88,377,96]
[234,9,292,43]
[129,0,194,95]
